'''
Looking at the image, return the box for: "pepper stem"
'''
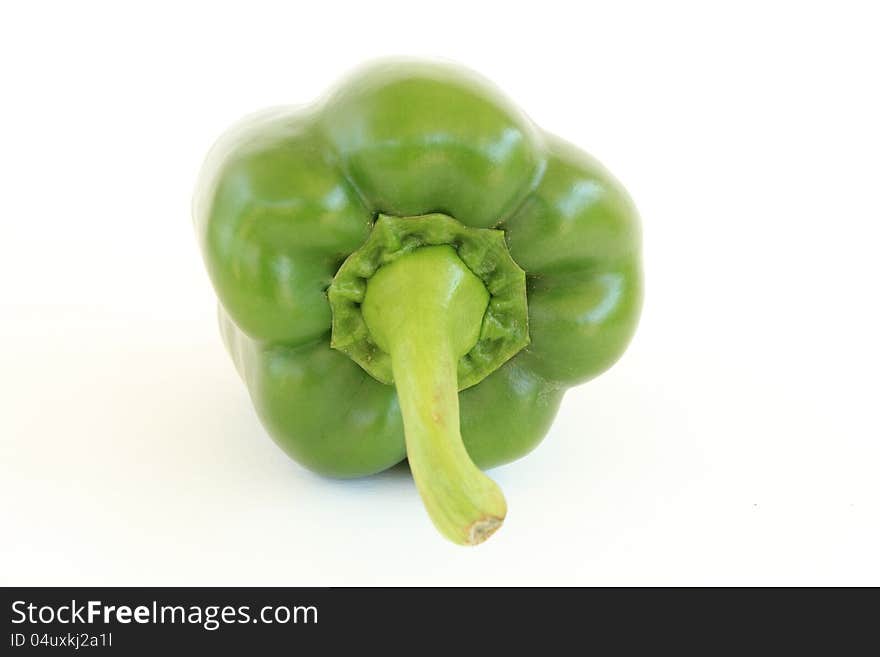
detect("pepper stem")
[362,245,507,545]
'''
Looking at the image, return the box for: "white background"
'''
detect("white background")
[2,1,878,586]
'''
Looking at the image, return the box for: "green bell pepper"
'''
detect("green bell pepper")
[194,60,642,545]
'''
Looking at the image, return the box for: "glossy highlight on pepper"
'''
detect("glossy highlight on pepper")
[194,59,642,545]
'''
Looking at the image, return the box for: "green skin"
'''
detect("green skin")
[195,60,642,545]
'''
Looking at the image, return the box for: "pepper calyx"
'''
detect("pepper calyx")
[328,212,529,390]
